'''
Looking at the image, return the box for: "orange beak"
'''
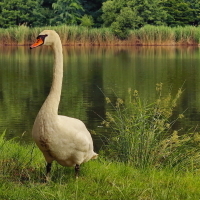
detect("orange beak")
[30,38,44,49]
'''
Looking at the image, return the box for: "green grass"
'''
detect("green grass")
[0,24,200,46]
[1,130,200,200]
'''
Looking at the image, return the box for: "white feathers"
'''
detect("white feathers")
[31,30,97,169]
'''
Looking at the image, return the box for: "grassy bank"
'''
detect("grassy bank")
[1,132,200,200]
[1,85,200,199]
[0,25,200,46]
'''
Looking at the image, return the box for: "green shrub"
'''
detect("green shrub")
[102,84,200,170]
[111,7,137,39]
[80,15,94,28]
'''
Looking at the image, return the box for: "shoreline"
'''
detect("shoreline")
[1,42,200,47]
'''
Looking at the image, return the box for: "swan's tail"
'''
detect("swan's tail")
[91,153,98,160]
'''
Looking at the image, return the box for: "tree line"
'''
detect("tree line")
[0,0,199,39]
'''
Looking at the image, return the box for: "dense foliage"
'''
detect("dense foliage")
[102,0,168,38]
[0,0,104,27]
[0,0,199,28]
[0,0,199,38]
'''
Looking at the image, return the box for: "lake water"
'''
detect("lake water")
[0,46,200,151]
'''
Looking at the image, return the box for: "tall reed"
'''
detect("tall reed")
[174,26,200,44]
[0,25,199,45]
[135,25,175,45]
[102,84,200,170]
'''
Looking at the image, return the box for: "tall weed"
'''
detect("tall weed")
[102,84,200,170]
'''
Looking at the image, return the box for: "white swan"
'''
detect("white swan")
[30,30,98,180]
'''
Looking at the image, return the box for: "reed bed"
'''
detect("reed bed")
[0,25,200,46]
[135,25,175,45]
[174,26,200,44]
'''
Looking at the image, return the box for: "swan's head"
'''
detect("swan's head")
[30,30,59,49]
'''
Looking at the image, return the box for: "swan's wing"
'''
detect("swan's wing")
[58,115,94,151]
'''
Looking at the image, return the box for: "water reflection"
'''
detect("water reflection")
[0,46,200,151]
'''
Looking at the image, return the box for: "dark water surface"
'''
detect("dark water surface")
[0,46,200,151]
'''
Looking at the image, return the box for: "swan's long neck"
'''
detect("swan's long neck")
[42,38,63,115]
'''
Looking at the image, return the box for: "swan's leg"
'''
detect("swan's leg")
[75,164,80,178]
[46,162,52,182]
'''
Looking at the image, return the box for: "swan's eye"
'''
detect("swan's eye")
[37,34,48,42]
